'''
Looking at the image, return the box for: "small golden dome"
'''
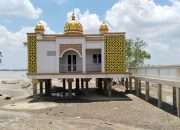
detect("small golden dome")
[35,22,45,33]
[64,12,83,35]
[99,22,109,34]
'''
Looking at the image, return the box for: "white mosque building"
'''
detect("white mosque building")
[26,12,129,97]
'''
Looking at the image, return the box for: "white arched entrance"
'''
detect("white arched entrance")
[59,49,82,72]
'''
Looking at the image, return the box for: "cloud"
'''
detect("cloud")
[105,0,180,65]
[2,0,180,69]
[0,21,54,69]
[67,8,102,33]
[0,0,42,19]
[0,26,31,69]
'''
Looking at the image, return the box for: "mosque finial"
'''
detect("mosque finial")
[72,9,75,20]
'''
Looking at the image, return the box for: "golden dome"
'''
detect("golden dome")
[99,22,109,34]
[64,12,83,34]
[35,22,45,33]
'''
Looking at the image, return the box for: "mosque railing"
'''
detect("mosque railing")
[129,65,180,80]
[59,63,102,73]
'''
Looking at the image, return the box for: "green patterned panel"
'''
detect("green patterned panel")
[27,33,37,74]
[104,34,127,73]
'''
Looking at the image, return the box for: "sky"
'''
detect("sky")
[0,0,180,69]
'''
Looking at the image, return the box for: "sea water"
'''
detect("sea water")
[0,71,27,80]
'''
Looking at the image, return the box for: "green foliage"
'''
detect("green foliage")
[126,38,151,67]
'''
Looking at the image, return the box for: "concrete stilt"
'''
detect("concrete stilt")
[99,78,103,90]
[32,80,38,96]
[62,79,66,96]
[157,84,162,108]
[129,77,132,91]
[75,78,80,91]
[67,79,73,98]
[176,88,180,117]
[106,78,112,97]
[41,81,44,94]
[121,78,124,86]
[45,79,51,96]
[39,80,43,95]
[133,78,136,90]
[75,78,80,95]
[96,78,98,88]
[104,79,107,95]
[48,79,52,95]
[145,81,150,101]
[85,79,89,94]
[173,87,176,109]
[81,78,84,90]
[138,80,141,95]
[96,78,103,93]
[45,80,48,95]
[125,78,129,92]
[135,79,140,96]
[84,78,91,94]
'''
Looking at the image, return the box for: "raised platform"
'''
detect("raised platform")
[27,72,130,79]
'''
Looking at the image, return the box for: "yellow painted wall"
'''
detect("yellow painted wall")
[104,34,127,73]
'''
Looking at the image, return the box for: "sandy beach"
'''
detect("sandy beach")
[0,72,180,130]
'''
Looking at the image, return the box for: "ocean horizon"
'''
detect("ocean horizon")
[0,70,27,80]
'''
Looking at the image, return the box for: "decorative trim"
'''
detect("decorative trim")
[27,72,130,80]
[59,44,82,57]
[104,34,127,73]
[27,33,37,74]
[60,48,82,58]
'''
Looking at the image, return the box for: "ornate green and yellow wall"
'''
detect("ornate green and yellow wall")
[27,33,37,74]
[104,33,127,73]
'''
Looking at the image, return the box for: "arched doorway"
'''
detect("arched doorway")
[59,49,82,72]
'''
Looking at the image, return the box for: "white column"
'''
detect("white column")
[107,78,112,97]
[173,87,176,108]
[145,81,150,101]
[101,44,105,73]
[157,84,162,108]
[56,42,59,73]
[82,38,86,73]
[32,80,38,96]
[135,79,139,96]
[176,87,180,117]
[67,79,73,98]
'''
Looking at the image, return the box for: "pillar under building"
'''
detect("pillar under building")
[62,79,66,96]
[39,80,43,95]
[45,79,51,96]
[84,78,91,94]
[145,81,150,101]
[75,78,80,91]
[173,87,176,109]
[176,88,180,117]
[81,78,84,90]
[67,78,74,98]
[157,84,162,108]
[135,79,140,96]
[32,80,38,96]
[138,80,141,95]
[129,77,132,91]
[106,78,112,97]
[125,78,129,92]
